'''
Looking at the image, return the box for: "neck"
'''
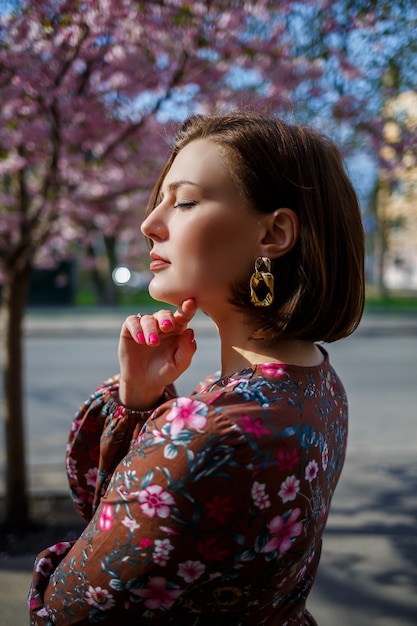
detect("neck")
[209,310,323,377]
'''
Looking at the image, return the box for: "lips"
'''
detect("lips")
[149,252,170,272]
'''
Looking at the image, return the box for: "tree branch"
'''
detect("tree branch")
[54,22,90,88]
[100,50,190,160]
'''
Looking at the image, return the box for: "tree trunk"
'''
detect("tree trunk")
[375,180,390,298]
[86,243,106,304]
[103,234,119,306]
[86,237,120,306]
[1,261,31,529]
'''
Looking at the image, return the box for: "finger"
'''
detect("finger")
[173,299,197,328]
[173,328,197,372]
[153,310,176,333]
[136,314,161,345]
[121,315,145,342]
[122,313,160,346]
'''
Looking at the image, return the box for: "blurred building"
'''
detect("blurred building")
[380,91,417,291]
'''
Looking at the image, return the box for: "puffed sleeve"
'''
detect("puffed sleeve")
[29,395,247,624]
[66,376,176,522]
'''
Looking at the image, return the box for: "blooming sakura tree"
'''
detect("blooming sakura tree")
[0,0,415,527]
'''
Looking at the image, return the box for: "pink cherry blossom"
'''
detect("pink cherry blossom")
[153,538,174,566]
[276,446,301,471]
[137,484,175,518]
[239,414,270,438]
[178,560,206,583]
[35,557,53,577]
[113,406,125,419]
[65,457,77,479]
[166,397,207,436]
[99,504,114,531]
[260,363,286,377]
[85,586,115,611]
[49,542,72,555]
[204,495,234,523]
[305,460,319,482]
[121,516,140,531]
[251,481,271,509]
[278,475,300,502]
[263,508,303,554]
[85,467,98,487]
[132,576,182,610]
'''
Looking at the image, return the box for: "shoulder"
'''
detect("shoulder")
[138,358,344,451]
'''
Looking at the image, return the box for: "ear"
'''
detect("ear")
[258,208,299,259]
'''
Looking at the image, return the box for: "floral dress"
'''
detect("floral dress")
[29,349,347,625]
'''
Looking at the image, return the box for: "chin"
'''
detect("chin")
[148,283,186,308]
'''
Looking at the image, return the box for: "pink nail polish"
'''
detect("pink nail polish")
[161,319,173,329]
[137,332,145,344]
[149,333,159,345]
[189,329,195,343]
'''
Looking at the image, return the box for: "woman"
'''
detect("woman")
[29,113,365,625]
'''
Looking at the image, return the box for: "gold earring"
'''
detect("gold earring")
[250,257,274,307]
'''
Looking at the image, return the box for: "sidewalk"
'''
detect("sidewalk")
[1,308,416,625]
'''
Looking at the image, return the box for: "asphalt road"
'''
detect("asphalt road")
[0,312,416,625]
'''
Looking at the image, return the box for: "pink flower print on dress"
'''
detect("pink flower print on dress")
[66,456,77,479]
[49,542,72,555]
[263,508,303,554]
[251,481,271,510]
[138,484,175,518]
[70,418,81,434]
[35,557,53,577]
[153,538,174,566]
[113,405,125,419]
[99,504,114,531]
[85,586,115,611]
[166,397,207,436]
[122,516,140,531]
[133,576,182,610]
[322,441,329,470]
[276,446,301,471]
[204,495,234,523]
[260,363,286,377]
[85,467,98,487]
[278,475,300,502]
[305,460,319,482]
[239,414,270,438]
[178,560,206,583]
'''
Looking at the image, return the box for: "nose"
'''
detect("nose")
[141,206,168,242]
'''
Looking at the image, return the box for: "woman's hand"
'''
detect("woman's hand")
[118,299,197,410]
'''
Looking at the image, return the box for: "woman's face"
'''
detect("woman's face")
[141,138,264,313]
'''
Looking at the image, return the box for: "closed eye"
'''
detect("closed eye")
[173,201,198,209]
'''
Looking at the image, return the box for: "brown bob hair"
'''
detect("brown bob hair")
[145,112,365,344]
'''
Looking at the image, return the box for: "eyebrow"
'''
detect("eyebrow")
[165,180,206,193]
